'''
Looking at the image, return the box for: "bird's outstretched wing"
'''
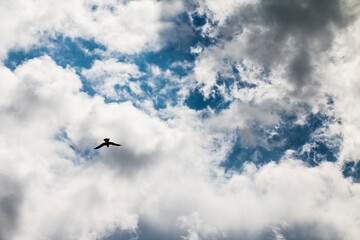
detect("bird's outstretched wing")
[94,143,106,149]
[109,142,121,146]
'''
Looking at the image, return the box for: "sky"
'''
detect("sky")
[1,0,360,239]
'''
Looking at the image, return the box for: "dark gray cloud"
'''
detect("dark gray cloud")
[0,173,24,240]
[259,0,348,94]
[219,0,353,97]
[259,0,347,39]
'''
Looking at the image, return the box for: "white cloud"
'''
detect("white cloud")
[1,1,360,239]
[189,0,360,167]
[190,45,203,55]
[0,55,216,239]
[82,58,143,99]
[316,15,360,163]
[1,55,360,240]
[0,56,170,238]
[207,102,280,148]
[0,0,183,59]
[139,158,360,240]
[192,46,222,98]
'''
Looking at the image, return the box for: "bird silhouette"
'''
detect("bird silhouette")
[94,138,122,149]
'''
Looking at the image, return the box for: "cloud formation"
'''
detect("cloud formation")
[1,55,360,239]
[0,0,182,58]
[194,0,355,98]
[1,0,360,240]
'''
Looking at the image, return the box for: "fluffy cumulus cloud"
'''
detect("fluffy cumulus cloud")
[0,0,183,58]
[1,0,360,240]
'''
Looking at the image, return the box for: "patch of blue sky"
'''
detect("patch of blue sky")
[191,11,207,28]
[342,161,360,183]
[4,11,218,112]
[4,34,106,96]
[185,86,230,112]
[134,12,215,73]
[54,127,95,163]
[222,111,342,172]
[153,87,182,109]
[100,11,217,110]
[4,46,48,71]
[54,127,74,149]
[4,34,105,70]
[90,4,98,11]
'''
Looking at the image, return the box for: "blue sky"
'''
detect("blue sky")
[1,0,360,239]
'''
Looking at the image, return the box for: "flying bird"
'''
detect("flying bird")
[94,138,122,149]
